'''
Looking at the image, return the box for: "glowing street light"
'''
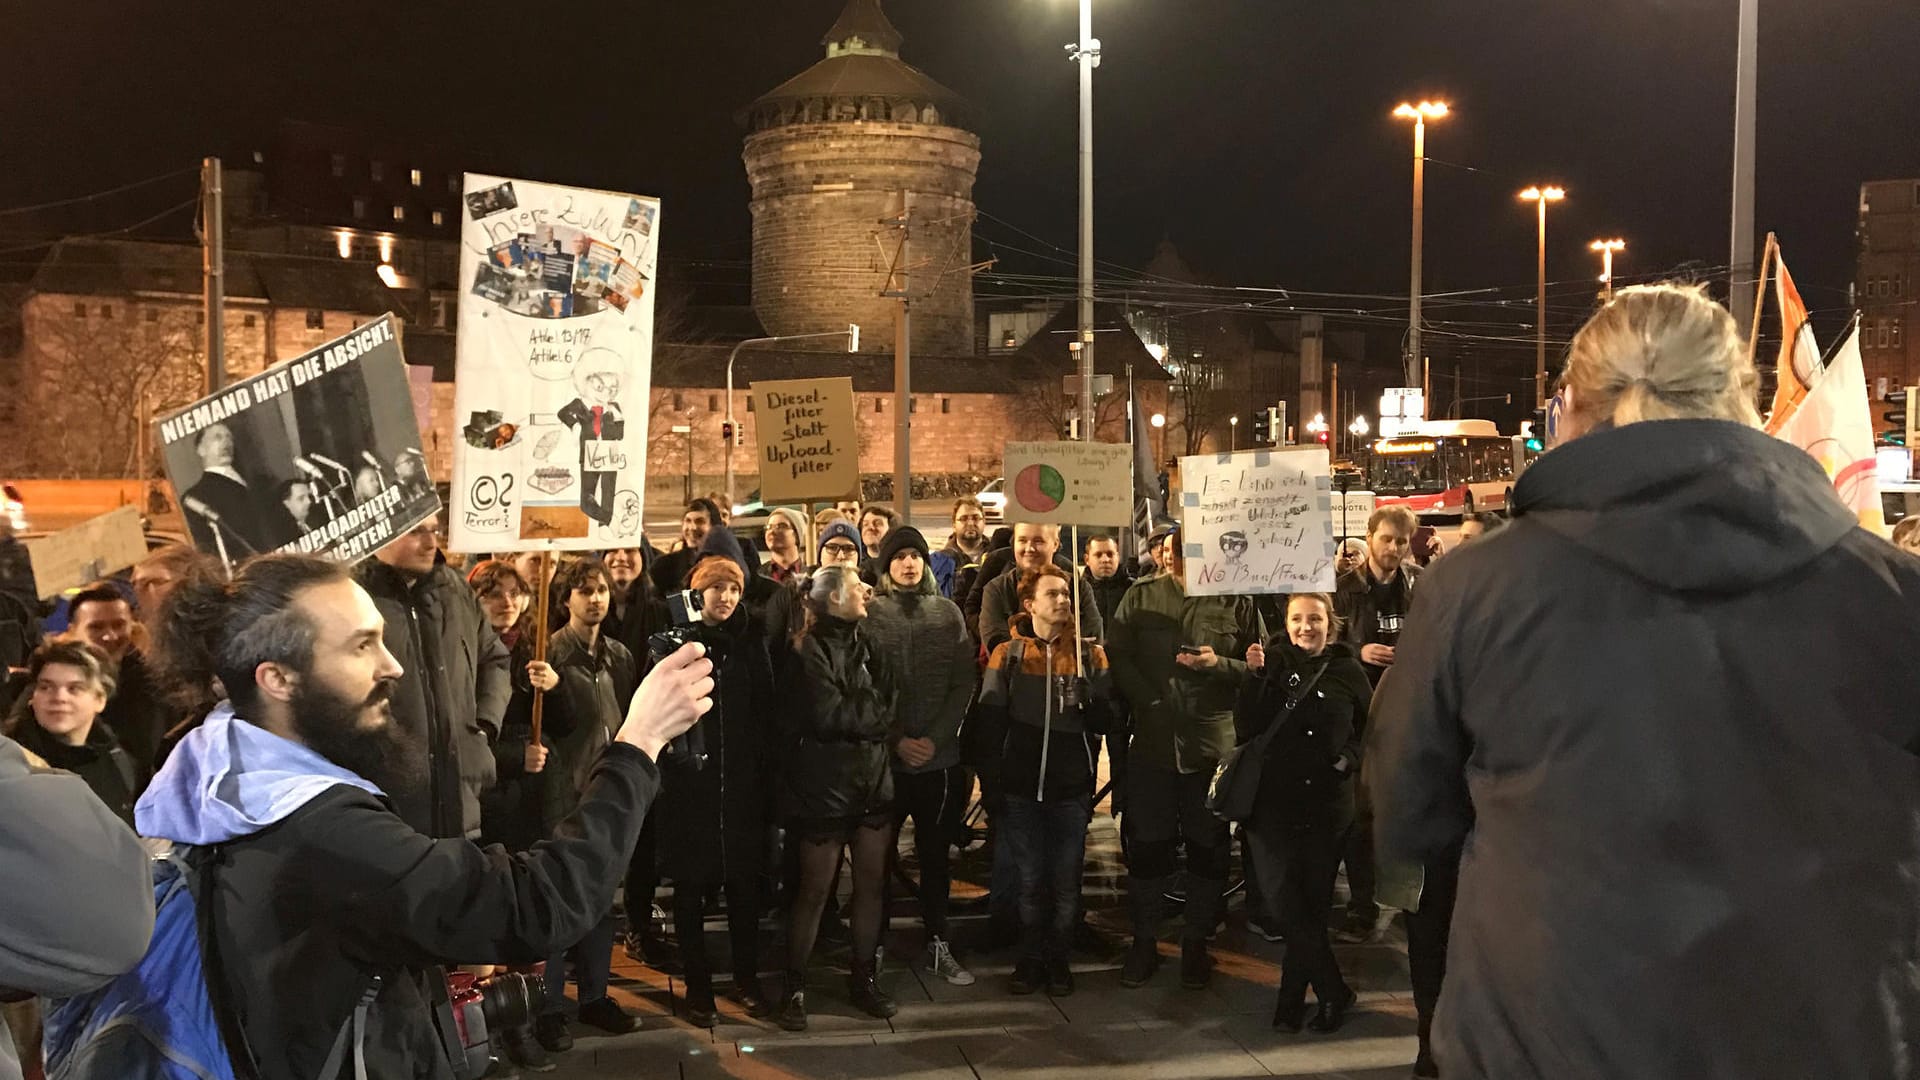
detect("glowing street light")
[1229,414,1240,451]
[1590,238,1626,301]
[1519,184,1567,409]
[1393,100,1449,388]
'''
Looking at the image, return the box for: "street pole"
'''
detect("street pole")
[1729,0,1759,330]
[1074,0,1099,443]
[1591,239,1625,302]
[724,328,861,508]
[893,190,913,521]
[201,156,225,394]
[1408,114,1425,389]
[1536,193,1547,409]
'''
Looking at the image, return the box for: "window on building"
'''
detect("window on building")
[369,160,384,182]
[1894,318,1905,349]
[1879,319,1892,349]
[145,308,159,323]
[99,304,112,320]
[330,153,346,178]
[243,314,257,329]
[352,197,367,220]
[941,398,951,414]
[392,205,406,222]
[430,295,450,329]
[447,175,461,195]
[409,168,422,188]
[746,398,754,413]
[1895,276,1905,298]
[672,392,684,411]
[72,301,86,318]
[909,398,918,414]
[306,309,325,330]
[875,398,885,413]
[196,312,205,325]
[431,209,445,228]
[708,394,720,412]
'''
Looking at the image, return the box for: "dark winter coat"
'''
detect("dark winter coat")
[1233,640,1368,820]
[1106,570,1257,774]
[8,718,144,832]
[778,615,895,822]
[1367,418,1920,1080]
[354,560,510,838]
[1333,558,1421,685]
[652,604,775,883]
[975,615,1113,803]
[480,628,547,852]
[864,574,975,776]
[540,625,638,826]
[1082,566,1134,630]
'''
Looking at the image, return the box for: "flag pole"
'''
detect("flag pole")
[1744,232,1779,377]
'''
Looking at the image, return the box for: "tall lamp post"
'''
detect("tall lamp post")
[724,325,860,509]
[1055,0,1101,443]
[1229,414,1240,451]
[1519,185,1566,409]
[1590,238,1625,301]
[1393,101,1449,391]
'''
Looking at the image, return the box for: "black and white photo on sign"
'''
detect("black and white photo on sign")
[157,315,439,570]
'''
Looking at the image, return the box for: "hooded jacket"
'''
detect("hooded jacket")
[0,736,152,1080]
[1106,570,1256,774]
[135,704,659,1080]
[976,614,1113,803]
[777,615,896,822]
[864,569,975,775]
[1367,419,1920,1080]
[354,560,510,839]
[7,716,144,832]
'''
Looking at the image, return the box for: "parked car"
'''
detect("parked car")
[977,477,1006,523]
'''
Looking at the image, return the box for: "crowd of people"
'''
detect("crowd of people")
[2,283,1917,1080]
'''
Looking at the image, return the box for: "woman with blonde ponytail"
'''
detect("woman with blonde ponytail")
[1365,283,1920,1079]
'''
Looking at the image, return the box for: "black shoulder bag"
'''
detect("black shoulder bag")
[1206,661,1327,823]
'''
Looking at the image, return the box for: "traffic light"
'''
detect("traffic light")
[721,421,735,445]
[1251,409,1271,445]
[1883,388,1909,447]
[1316,430,1330,445]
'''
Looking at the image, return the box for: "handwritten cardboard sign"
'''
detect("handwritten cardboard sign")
[22,505,148,600]
[1179,448,1336,596]
[1002,440,1135,527]
[752,377,859,504]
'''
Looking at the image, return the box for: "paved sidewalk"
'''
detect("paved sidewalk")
[533,810,1420,1079]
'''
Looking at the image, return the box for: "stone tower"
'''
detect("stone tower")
[741,0,980,356]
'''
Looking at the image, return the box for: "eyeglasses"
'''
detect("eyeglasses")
[822,542,859,555]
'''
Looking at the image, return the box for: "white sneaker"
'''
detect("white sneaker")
[927,937,976,986]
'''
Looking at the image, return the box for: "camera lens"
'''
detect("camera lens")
[477,972,544,1032]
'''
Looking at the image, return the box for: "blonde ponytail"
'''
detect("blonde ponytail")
[1562,283,1760,432]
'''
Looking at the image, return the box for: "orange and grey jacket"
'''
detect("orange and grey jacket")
[977,614,1113,803]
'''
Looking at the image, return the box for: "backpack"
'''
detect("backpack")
[42,845,378,1080]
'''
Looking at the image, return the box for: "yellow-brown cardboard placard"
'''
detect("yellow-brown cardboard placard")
[752,377,860,505]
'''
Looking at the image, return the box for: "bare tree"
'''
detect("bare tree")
[1166,356,1230,457]
[13,301,205,478]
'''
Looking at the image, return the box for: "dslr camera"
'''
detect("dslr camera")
[429,967,543,1079]
[647,589,730,769]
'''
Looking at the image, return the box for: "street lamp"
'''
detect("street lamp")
[1150,411,1165,464]
[1050,0,1101,442]
[1229,414,1240,451]
[1393,100,1449,390]
[1590,238,1625,301]
[1519,185,1566,409]
[1348,414,1370,459]
[724,325,860,508]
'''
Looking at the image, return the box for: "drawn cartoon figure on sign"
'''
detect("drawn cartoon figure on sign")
[556,349,627,527]
[1218,530,1249,565]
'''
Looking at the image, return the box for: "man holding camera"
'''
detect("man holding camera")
[135,553,712,1080]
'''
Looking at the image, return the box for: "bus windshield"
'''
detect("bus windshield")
[1371,447,1449,494]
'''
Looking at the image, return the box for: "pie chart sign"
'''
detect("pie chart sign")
[1014,463,1067,513]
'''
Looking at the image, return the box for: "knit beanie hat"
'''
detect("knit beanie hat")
[817,519,863,561]
[877,525,930,569]
[689,553,746,592]
[768,506,810,549]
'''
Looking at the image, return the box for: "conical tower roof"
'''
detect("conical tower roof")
[742,0,968,129]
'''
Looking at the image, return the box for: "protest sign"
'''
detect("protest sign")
[21,505,146,599]
[1179,447,1337,596]
[1002,440,1135,527]
[158,314,438,570]
[449,174,660,552]
[752,377,859,504]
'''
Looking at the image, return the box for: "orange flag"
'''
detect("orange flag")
[1764,255,1822,436]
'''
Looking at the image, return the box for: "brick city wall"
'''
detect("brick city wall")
[744,122,980,358]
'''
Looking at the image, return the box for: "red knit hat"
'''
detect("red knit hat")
[689,554,746,592]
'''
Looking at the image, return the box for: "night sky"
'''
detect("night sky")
[6,0,1918,375]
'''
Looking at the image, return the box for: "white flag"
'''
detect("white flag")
[1771,323,1886,534]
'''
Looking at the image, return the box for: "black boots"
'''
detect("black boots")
[774,970,808,1032]
[1180,878,1224,990]
[1308,985,1357,1033]
[1120,875,1167,988]
[848,959,898,1019]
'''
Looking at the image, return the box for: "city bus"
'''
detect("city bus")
[1368,419,1535,519]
